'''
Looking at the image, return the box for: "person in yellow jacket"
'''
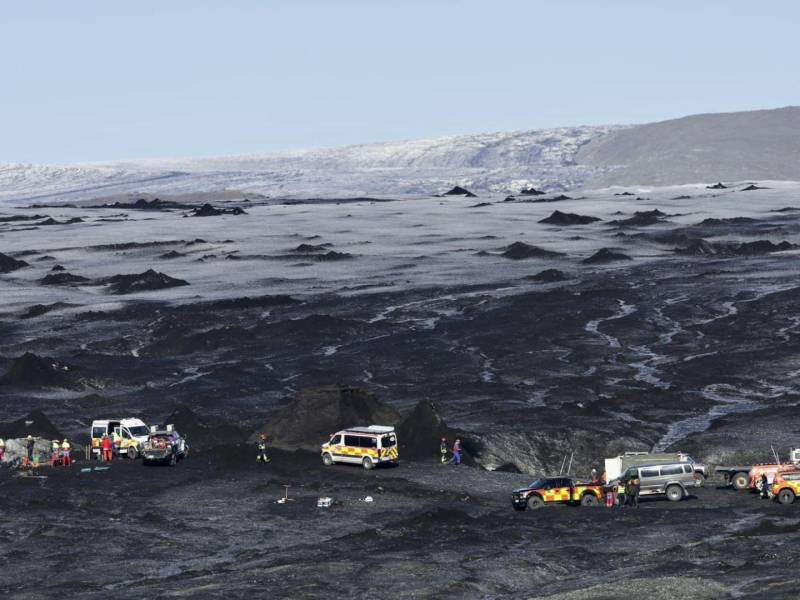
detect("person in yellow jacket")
[61,439,72,467]
[51,440,61,466]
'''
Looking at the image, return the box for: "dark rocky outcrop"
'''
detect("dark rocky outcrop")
[188,204,247,217]
[159,250,184,260]
[741,184,767,191]
[21,302,77,319]
[254,385,401,450]
[101,269,189,294]
[519,187,545,196]
[0,252,29,273]
[706,182,728,189]
[676,239,797,257]
[51,265,66,271]
[583,248,633,264]
[0,353,79,389]
[294,243,330,253]
[614,191,635,196]
[539,210,601,225]
[697,217,756,227]
[396,399,460,460]
[501,242,563,260]
[610,210,667,227]
[39,272,91,285]
[163,406,248,451]
[525,268,569,283]
[443,186,477,198]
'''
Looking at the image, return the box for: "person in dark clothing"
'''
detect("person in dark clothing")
[629,477,640,508]
[26,435,35,463]
[447,439,462,465]
[440,438,448,464]
[256,433,270,463]
[760,473,770,499]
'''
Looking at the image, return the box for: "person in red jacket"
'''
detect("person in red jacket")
[101,434,113,461]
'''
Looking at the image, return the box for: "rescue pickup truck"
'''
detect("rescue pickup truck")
[512,476,604,511]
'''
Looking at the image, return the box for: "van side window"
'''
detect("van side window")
[683,464,693,474]
[641,468,660,478]
[344,435,359,447]
[358,436,376,448]
[660,465,683,476]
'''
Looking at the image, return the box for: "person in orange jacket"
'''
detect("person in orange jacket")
[101,434,113,461]
[61,439,71,467]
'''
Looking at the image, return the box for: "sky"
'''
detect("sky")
[1,1,798,164]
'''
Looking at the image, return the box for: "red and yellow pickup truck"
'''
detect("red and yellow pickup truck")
[511,476,604,510]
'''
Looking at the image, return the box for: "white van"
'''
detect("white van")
[90,418,150,459]
[320,426,399,470]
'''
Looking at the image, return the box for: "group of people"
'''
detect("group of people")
[0,435,72,468]
[440,437,462,465]
[50,438,72,466]
[605,475,641,508]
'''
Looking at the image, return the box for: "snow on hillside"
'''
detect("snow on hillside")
[0,126,619,205]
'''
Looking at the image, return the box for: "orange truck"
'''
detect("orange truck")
[511,476,604,511]
[771,472,800,505]
[748,464,800,493]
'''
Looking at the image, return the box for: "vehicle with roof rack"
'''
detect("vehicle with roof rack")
[320,425,398,470]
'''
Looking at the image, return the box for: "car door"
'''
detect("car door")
[343,435,361,463]
[639,468,661,494]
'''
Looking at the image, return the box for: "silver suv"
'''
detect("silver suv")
[623,462,702,502]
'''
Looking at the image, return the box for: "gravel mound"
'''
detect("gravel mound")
[0,252,29,273]
[0,353,80,389]
[582,248,632,264]
[502,242,563,260]
[163,406,248,451]
[101,269,189,294]
[539,210,601,225]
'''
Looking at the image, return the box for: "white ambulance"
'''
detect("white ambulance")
[90,418,151,459]
[321,426,399,470]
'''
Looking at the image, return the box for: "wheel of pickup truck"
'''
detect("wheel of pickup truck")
[127,446,138,460]
[732,472,749,491]
[362,456,374,470]
[527,495,545,510]
[322,453,334,466]
[666,484,684,502]
[169,453,177,466]
[778,489,795,505]
[580,493,600,507]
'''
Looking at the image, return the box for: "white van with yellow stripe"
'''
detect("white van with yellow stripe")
[321,426,398,470]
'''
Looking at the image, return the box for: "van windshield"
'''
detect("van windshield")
[128,426,149,436]
[92,427,105,438]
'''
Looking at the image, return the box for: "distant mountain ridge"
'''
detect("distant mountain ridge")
[1,106,799,204]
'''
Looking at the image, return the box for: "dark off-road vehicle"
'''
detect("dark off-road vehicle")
[512,477,604,511]
[142,426,188,466]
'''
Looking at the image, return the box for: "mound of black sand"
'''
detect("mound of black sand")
[101,269,189,294]
[21,302,76,319]
[50,264,65,271]
[503,196,516,202]
[443,186,477,197]
[707,182,728,189]
[676,239,797,257]
[188,203,247,217]
[39,272,90,285]
[307,251,353,262]
[186,295,298,311]
[583,248,632,264]
[673,195,693,200]
[525,268,569,283]
[163,406,248,451]
[35,255,55,261]
[35,217,84,226]
[396,400,460,460]
[614,191,635,196]
[96,198,191,210]
[502,242,563,260]
[0,252,29,273]
[772,207,800,213]
[0,409,63,440]
[0,353,79,389]
[0,214,46,223]
[539,210,601,225]
[255,385,401,450]
[469,202,492,208]
[610,209,667,227]
[742,184,768,191]
[697,217,757,226]
[519,187,545,196]
[294,243,330,253]
[158,250,184,260]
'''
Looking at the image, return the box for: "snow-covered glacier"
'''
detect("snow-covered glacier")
[0,125,619,204]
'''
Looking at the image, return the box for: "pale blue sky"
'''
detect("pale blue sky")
[2,1,798,164]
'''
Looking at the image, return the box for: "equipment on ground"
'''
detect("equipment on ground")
[511,477,604,511]
[320,425,399,470]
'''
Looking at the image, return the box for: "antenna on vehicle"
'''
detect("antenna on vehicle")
[771,445,780,464]
[558,455,567,475]
[566,452,574,476]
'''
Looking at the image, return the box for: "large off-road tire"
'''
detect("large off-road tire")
[362,456,374,470]
[778,488,795,505]
[127,446,138,460]
[732,472,749,491]
[666,484,684,502]
[581,493,600,507]
[527,495,545,510]
[322,453,334,466]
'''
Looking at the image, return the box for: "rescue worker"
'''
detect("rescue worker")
[256,433,270,463]
[51,440,61,467]
[0,438,4,462]
[101,434,113,462]
[111,430,121,456]
[760,473,770,499]
[590,468,598,483]
[616,479,626,508]
[26,435,35,463]
[628,476,640,508]
[447,438,462,465]
[440,437,448,464]
[61,439,71,467]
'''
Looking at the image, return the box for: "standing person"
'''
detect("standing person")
[101,434,113,462]
[590,468,598,483]
[605,485,615,508]
[0,438,4,463]
[616,479,626,508]
[440,438,448,464]
[256,433,270,463]
[628,477,640,508]
[760,473,770,499]
[61,439,71,467]
[51,440,61,466]
[447,438,462,465]
[26,435,35,464]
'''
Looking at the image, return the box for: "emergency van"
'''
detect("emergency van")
[90,418,150,460]
[320,426,399,470]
